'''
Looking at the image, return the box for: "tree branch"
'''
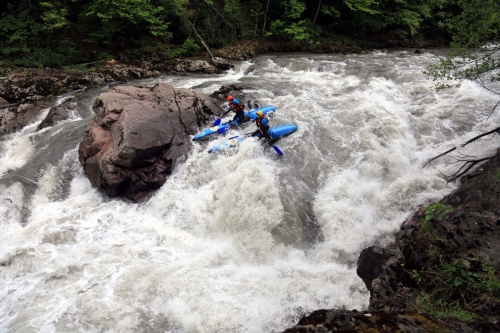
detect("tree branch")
[313,0,322,25]
[262,0,270,37]
[411,35,425,48]
[423,125,500,167]
[446,157,490,182]
[486,100,500,121]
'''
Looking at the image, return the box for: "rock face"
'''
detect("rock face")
[78,82,223,202]
[359,149,500,313]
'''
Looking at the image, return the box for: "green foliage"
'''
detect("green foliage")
[0,3,43,59]
[424,0,500,92]
[419,294,479,322]
[167,37,201,59]
[495,172,500,181]
[413,262,500,322]
[424,45,500,90]
[439,0,500,49]
[40,1,69,29]
[420,218,433,236]
[82,0,171,40]
[270,19,322,42]
[344,0,379,15]
[281,0,307,19]
[0,0,494,68]
[424,203,453,221]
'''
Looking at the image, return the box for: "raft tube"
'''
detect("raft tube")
[192,105,276,141]
[208,123,297,153]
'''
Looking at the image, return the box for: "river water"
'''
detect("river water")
[1,50,499,332]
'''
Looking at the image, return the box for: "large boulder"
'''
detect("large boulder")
[78,82,223,202]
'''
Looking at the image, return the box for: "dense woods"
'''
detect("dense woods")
[0,0,497,68]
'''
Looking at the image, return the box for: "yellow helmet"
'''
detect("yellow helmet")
[256,110,264,117]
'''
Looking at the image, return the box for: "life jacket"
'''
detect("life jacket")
[256,116,269,132]
[230,101,244,112]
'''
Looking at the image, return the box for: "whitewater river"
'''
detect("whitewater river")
[1,50,500,332]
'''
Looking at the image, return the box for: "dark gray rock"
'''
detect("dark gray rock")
[37,98,78,130]
[0,96,54,135]
[0,63,160,103]
[160,59,222,74]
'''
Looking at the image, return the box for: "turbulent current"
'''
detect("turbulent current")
[1,50,500,332]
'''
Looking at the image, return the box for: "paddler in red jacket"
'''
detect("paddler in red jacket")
[222,95,245,125]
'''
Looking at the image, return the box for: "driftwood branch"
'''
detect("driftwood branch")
[79,60,107,66]
[187,19,214,61]
[423,125,500,168]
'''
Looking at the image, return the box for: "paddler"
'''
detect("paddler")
[250,110,271,139]
[222,95,245,125]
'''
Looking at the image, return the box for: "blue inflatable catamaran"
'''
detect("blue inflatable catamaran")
[192,105,276,141]
[208,123,297,154]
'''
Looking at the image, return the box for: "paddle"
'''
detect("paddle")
[273,145,284,156]
[214,118,221,126]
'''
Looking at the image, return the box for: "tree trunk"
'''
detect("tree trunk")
[187,19,214,61]
[313,0,322,24]
[261,0,271,37]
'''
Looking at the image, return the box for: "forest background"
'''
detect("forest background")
[0,0,498,69]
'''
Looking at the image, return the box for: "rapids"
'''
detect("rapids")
[1,50,499,332]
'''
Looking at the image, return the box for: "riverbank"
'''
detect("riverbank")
[283,149,500,332]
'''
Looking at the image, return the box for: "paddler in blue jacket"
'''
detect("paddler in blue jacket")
[251,110,271,139]
[222,95,245,125]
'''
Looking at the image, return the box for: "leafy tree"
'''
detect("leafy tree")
[81,0,171,44]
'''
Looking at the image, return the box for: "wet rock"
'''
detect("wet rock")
[282,309,498,333]
[210,57,234,70]
[209,85,245,102]
[213,46,255,61]
[0,63,161,104]
[0,96,54,135]
[357,246,400,290]
[37,98,78,130]
[0,63,160,136]
[359,148,500,313]
[160,58,222,74]
[284,149,500,332]
[78,82,223,202]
